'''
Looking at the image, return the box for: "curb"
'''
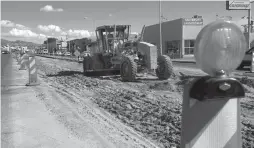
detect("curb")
[172,60,196,64]
[243,72,254,78]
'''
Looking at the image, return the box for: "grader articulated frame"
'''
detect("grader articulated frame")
[83,24,174,81]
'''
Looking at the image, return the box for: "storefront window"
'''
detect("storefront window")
[166,40,180,54]
[184,40,195,55]
[165,40,180,58]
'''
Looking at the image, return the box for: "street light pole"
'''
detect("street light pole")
[159,0,162,56]
[249,2,254,72]
[248,7,252,49]
[47,36,49,52]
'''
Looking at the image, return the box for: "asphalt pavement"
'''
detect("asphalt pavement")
[1,53,122,148]
[172,61,250,73]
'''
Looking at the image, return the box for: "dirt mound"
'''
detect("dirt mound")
[36,57,254,148]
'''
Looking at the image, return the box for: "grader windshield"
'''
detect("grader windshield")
[95,25,131,54]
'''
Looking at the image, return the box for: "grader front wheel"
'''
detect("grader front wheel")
[120,56,137,82]
[156,55,174,80]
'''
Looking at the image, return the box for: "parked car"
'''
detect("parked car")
[1,50,10,54]
[238,47,254,69]
[43,49,48,54]
[64,52,71,56]
[56,51,62,56]
[78,56,83,63]
[83,53,91,57]
[78,53,90,63]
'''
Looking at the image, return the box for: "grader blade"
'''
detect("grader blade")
[84,69,120,77]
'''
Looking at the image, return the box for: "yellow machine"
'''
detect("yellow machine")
[83,24,174,81]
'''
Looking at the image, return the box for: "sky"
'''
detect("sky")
[1,1,254,44]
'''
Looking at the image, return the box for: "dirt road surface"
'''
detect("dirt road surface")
[35,56,254,148]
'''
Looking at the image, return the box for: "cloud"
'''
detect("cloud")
[40,5,63,12]
[9,28,38,37]
[67,29,92,38]
[1,20,30,30]
[37,24,62,32]
[16,24,29,29]
[38,34,47,39]
[61,31,68,36]
[9,28,48,40]
[1,20,15,27]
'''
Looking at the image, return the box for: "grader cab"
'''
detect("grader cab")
[83,24,174,81]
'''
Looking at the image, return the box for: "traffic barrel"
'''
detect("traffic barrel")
[26,55,40,86]
[19,54,29,70]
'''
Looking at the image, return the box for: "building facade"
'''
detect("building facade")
[143,18,204,59]
[43,38,62,53]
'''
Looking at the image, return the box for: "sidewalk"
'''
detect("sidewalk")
[1,57,96,148]
[171,57,196,63]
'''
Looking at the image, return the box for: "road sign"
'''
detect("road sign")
[74,50,80,57]
[226,0,251,10]
[183,18,203,26]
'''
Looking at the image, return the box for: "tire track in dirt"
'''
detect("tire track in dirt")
[36,56,254,148]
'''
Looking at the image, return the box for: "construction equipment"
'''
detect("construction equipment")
[83,24,174,81]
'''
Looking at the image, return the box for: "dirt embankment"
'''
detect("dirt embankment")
[36,57,254,148]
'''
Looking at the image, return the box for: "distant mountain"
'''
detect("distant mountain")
[1,39,41,48]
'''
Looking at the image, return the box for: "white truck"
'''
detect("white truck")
[238,47,254,69]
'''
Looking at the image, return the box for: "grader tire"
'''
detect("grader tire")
[120,56,137,82]
[156,55,173,80]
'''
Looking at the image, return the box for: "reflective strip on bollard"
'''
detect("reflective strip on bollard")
[19,55,28,70]
[26,56,40,86]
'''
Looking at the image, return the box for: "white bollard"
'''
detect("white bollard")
[26,55,40,86]
[180,20,246,148]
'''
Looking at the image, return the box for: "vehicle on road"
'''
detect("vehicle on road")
[64,52,71,56]
[43,49,48,54]
[78,53,91,63]
[83,24,174,81]
[56,51,63,56]
[238,47,254,69]
[1,50,10,54]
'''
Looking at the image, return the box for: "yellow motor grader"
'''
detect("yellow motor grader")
[83,24,174,81]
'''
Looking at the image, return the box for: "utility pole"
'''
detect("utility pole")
[66,35,70,52]
[249,2,254,72]
[55,37,57,54]
[159,0,162,55]
[248,7,252,49]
